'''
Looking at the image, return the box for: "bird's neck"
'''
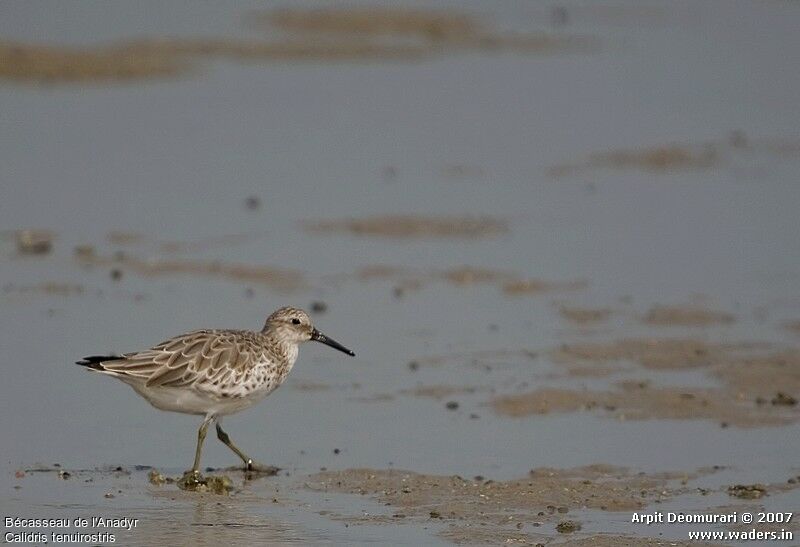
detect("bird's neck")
[263,331,299,368]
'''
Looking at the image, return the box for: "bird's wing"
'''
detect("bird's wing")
[99,330,256,389]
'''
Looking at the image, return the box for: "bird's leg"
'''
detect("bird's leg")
[215,422,253,469]
[190,415,214,475]
[216,420,280,476]
[177,415,214,490]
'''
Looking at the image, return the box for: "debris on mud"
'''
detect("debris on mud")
[308,465,717,544]
[727,484,767,499]
[503,278,586,296]
[73,245,96,259]
[771,392,797,406]
[244,195,261,211]
[555,520,581,533]
[15,229,53,254]
[147,469,173,485]
[559,305,611,325]
[643,305,735,327]
[549,134,800,178]
[176,472,234,494]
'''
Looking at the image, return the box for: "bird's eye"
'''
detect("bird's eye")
[291,318,301,325]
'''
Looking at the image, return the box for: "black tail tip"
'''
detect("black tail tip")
[75,355,121,369]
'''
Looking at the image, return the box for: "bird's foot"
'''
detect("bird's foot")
[177,469,204,490]
[243,459,280,477]
[176,469,234,494]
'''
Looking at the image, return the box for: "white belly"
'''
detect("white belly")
[122,376,273,417]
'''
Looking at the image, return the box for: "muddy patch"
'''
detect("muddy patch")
[721,351,800,400]
[490,383,794,427]
[549,133,800,177]
[324,263,585,299]
[0,38,429,84]
[263,8,481,40]
[75,252,306,292]
[643,305,735,327]
[549,338,734,371]
[0,41,186,83]
[549,339,800,400]
[405,348,539,369]
[107,231,263,254]
[558,305,612,325]
[399,385,486,400]
[307,465,716,545]
[496,340,800,426]
[304,215,508,239]
[14,229,55,255]
[550,143,718,176]
[254,7,598,54]
[3,282,84,297]
[785,321,800,336]
[107,231,147,246]
[2,8,597,85]
[502,278,587,296]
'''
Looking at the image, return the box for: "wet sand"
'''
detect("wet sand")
[303,214,509,239]
[0,7,595,85]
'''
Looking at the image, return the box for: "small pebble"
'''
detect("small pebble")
[311,301,328,314]
[244,196,261,210]
[16,229,53,255]
[556,520,581,533]
[445,401,459,410]
[728,484,767,499]
[771,392,797,406]
[74,245,95,258]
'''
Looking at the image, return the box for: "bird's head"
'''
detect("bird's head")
[263,306,355,356]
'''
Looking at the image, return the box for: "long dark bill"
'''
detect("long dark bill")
[311,329,355,356]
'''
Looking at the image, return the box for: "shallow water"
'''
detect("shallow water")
[2,1,800,545]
